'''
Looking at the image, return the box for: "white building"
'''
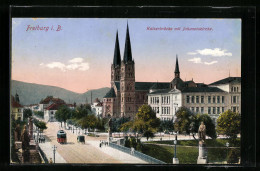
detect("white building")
[91,98,103,117]
[148,57,241,124]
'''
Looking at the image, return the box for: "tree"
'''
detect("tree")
[55,105,71,127]
[217,110,241,145]
[159,120,174,133]
[77,114,98,131]
[190,113,217,139]
[23,109,32,120]
[174,107,193,134]
[34,111,44,119]
[71,105,91,120]
[130,104,160,141]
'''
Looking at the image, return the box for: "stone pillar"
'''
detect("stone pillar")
[197,142,208,164]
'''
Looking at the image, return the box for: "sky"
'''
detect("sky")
[12,18,241,93]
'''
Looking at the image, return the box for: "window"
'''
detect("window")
[222,96,225,103]
[196,96,199,103]
[201,107,204,114]
[233,96,236,103]
[196,107,199,113]
[191,96,194,103]
[208,107,211,114]
[233,107,236,112]
[162,107,164,114]
[129,107,131,111]
[217,96,220,103]
[237,87,239,92]
[222,107,224,113]
[237,96,239,103]
[231,87,233,92]
[217,107,220,114]
[186,96,190,103]
[208,96,211,103]
[201,96,204,103]
[213,107,216,114]
[213,96,216,103]
[191,107,194,113]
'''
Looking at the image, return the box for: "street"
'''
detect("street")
[41,122,147,164]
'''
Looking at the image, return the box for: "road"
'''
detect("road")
[41,122,147,164]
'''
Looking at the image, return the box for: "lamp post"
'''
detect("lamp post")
[52,145,57,163]
[172,132,179,164]
[226,142,229,162]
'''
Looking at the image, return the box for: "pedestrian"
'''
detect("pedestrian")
[49,158,53,163]
[99,143,101,148]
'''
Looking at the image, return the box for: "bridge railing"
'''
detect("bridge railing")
[38,145,49,163]
[109,142,166,164]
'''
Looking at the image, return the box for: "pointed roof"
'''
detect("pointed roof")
[103,88,116,98]
[113,31,121,66]
[174,55,180,73]
[123,22,132,63]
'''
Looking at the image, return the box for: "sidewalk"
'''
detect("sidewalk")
[87,141,147,164]
[38,142,67,163]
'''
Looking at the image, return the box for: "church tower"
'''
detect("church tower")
[120,23,136,118]
[174,55,180,78]
[111,31,121,86]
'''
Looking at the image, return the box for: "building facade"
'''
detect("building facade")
[91,98,103,117]
[103,24,241,122]
[11,93,24,121]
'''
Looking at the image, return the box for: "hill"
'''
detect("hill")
[11,80,110,105]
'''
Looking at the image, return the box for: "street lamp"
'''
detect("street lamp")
[226,142,230,162]
[52,145,57,163]
[173,132,179,164]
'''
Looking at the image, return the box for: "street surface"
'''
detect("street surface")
[41,122,147,164]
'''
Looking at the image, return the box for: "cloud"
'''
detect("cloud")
[46,62,66,71]
[188,57,202,64]
[188,48,232,57]
[41,58,90,72]
[204,61,218,65]
[188,58,218,65]
[68,57,84,63]
[187,52,197,55]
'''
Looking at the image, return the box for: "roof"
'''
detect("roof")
[113,31,121,66]
[171,77,185,89]
[123,23,133,63]
[46,103,65,110]
[11,96,23,108]
[149,82,170,90]
[149,89,172,94]
[181,87,225,93]
[196,83,208,87]
[174,56,180,73]
[103,88,116,98]
[40,96,65,104]
[209,77,241,85]
[114,81,170,91]
[94,98,100,103]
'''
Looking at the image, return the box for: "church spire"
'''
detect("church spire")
[123,22,132,63]
[113,30,121,66]
[174,55,180,78]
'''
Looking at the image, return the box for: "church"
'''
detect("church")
[102,24,241,122]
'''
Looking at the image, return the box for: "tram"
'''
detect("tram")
[57,130,67,144]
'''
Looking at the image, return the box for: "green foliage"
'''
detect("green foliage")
[55,105,72,126]
[124,136,130,148]
[34,111,44,118]
[77,114,98,129]
[227,148,240,164]
[132,105,160,140]
[159,120,174,133]
[174,107,193,134]
[23,109,32,119]
[217,110,241,145]
[129,137,138,149]
[72,105,91,120]
[192,113,217,139]
[120,121,134,133]
[111,117,130,132]
[33,119,47,130]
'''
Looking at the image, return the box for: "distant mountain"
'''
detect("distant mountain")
[11,80,110,105]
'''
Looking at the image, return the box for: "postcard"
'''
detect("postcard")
[11,18,242,165]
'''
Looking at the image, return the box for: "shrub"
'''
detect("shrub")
[227,148,240,164]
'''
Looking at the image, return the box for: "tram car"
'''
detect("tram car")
[57,130,67,144]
